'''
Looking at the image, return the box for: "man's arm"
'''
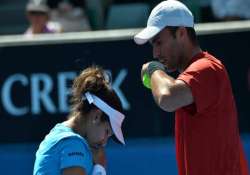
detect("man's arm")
[150,70,193,112]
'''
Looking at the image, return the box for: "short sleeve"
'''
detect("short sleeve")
[177,59,219,113]
[59,137,92,171]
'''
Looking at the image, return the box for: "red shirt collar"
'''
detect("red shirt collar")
[188,51,207,65]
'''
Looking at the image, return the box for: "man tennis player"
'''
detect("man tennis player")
[134,0,249,175]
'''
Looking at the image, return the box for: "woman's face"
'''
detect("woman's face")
[85,109,113,149]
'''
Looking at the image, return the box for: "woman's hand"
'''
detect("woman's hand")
[91,147,107,167]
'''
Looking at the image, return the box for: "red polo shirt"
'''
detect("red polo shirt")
[176,52,249,175]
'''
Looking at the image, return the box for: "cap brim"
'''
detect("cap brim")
[134,26,162,45]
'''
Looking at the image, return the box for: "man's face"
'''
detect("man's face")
[151,27,185,72]
[28,11,48,29]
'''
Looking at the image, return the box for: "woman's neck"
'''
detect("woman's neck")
[64,115,86,137]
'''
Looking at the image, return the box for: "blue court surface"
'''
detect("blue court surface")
[0,135,249,175]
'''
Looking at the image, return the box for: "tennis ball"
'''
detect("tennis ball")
[143,73,151,89]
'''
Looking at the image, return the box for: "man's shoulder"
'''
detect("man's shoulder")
[188,55,224,73]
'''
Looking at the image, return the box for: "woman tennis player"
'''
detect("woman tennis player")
[33,65,126,175]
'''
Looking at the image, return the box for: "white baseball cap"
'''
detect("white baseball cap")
[26,0,49,13]
[83,92,126,145]
[134,0,194,45]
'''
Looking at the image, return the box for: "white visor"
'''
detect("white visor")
[84,92,125,144]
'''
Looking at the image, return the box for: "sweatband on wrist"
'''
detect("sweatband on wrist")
[147,61,165,78]
[92,164,106,175]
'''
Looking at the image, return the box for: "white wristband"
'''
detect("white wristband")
[92,164,106,175]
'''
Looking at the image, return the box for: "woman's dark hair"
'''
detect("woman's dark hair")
[168,26,198,45]
[70,65,122,122]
